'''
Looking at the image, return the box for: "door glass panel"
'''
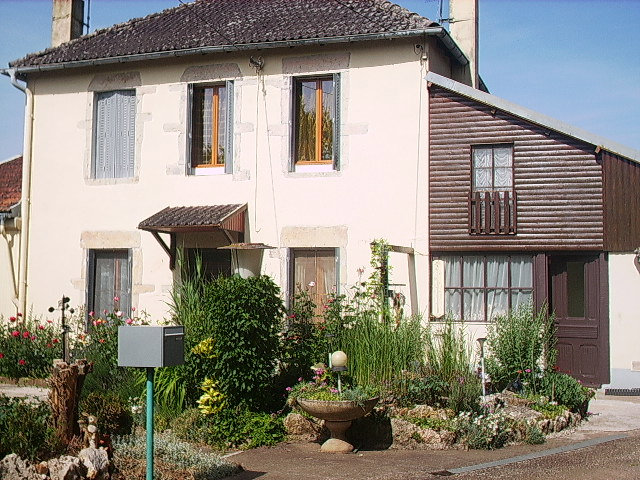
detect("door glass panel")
[567,261,585,317]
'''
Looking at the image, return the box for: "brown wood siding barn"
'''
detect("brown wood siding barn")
[429,86,604,251]
[601,151,640,252]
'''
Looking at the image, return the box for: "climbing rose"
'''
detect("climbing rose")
[114,296,120,302]
[18,359,26,365]
[23,331,30,338]
[52,338,60,344]
[17,313,22,317]
[11,331,19,337]
[0,353,4,359]
[9,316,16,322]
[38,325,45,330]
[89,311,95,317]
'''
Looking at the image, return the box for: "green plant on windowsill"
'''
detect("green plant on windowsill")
[286,364,378,408]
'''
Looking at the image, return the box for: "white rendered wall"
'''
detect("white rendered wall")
[24,39,442,321]
[606,253,640,389]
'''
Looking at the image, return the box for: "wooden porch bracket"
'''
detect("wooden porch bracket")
[150,231,176,270]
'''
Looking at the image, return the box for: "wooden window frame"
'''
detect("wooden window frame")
[437,254,534,322]
[288,247,339,311]
[191,84,226,169]
[471,144,514,193]
[293,76,336,166]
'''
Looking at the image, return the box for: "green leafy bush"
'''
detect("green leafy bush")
[202,275,284,410]
[486,303,556,393]
[0,396,60,461]
[406,416,457,432]
[524,423,546,445]
[81,391,133,436]
[0,312,61,380]
[171,407,285,450]
[539,372,594,413]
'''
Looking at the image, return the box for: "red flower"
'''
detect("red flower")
[30,335,36,341]
[11,331,19,337]
[47,319,53,324]
[0,353,4,359]
[9,316,16,322]
[17,313,22,317]
[52,338,60,344]
[18,359,26,365]
[99,338,105,344]
[46,343,53,348]
[22,331,30,338]
[38,325,45,330]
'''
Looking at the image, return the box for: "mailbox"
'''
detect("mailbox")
[118,326,185,367]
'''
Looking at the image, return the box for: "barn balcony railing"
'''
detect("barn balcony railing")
[468,190,517,235]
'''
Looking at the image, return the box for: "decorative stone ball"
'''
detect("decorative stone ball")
[331,350,348,368]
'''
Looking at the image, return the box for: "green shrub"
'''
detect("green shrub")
[539,372,593,413]
[171,407,285,450]
[456,411,513,450]
[0,312,61,380]
[202,275,284,410]
[425,318,481,413]
[485,303,556,393]
[81,391,133,436]
[406,416,457,432]
[524,423,546,445]
[393,375,449,407]
[0,396,60,461]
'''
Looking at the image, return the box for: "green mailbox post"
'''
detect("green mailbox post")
[118,326,184,480]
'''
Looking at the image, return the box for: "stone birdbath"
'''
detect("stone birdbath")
[296,397,379,453]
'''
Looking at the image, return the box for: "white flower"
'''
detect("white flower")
[308,281,316,287]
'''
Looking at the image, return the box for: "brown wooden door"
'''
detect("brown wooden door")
[549,254,609,386]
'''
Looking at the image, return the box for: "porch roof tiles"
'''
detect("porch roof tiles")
[138,204,246,234]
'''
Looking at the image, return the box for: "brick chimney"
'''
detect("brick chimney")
[51,0,84,47]
[449,0,479,89]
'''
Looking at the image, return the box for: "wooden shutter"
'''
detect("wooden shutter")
[332,73,341,171]
[288,77,296,172]
[93,90,135,179]
[225,80,234,174]
[186,84,194,174]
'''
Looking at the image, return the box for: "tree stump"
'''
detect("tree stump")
[49,359,93,445]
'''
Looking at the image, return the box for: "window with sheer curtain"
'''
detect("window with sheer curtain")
[289,248,338,319]
[472,145,513,192]
[436,254,533,322]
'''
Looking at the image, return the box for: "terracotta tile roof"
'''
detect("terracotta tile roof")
[0,156,22,213]
[10,0,435,68]
[138,204,246,233]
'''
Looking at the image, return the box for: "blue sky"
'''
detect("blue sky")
[0,0,638,160]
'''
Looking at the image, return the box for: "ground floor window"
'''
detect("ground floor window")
[185,248,232,280]
[434,254,533,321]
[289,248,338,316]
[87,249,131,317]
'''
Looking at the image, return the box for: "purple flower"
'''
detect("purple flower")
[525,368,532,373]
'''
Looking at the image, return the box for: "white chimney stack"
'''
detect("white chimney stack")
[51,0,85,47]
[449,0,479,89]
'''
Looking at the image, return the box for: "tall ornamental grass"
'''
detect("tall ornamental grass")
[425,317,480,413]
[338,311,425,389]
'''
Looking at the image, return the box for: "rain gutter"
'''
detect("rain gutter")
[3,68,33,314]
[3,27,468,77]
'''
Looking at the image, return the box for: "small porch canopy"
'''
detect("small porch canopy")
[138,204,247,269]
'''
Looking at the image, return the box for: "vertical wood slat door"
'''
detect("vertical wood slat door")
[550,254,609,387]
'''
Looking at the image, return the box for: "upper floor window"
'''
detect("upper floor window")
[470,144,516,234]
[472,145,513,192]
[189,81,234,175]
[93,90,136,179]
[292,74,341,171]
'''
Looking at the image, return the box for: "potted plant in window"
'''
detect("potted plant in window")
[287,358,378,453]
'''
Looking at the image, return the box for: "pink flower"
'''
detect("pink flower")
[285,387,292,392]
[52,338,59,344]
[38,325,45,330]
[525,368,532,373]
[18,359,26,365]
[115,310,123,318]
[103,309,108,314]
[113,296,120,302]
[22,331,30,338]
[47,319,53,324]
[30,335,36,341]
[11,330,19,337]
[298,377,303,382]
[89,311,95,317]
[0,353,4,359]
[46,343,53,348]
[125,318,133,325]
[92,320,98,327]
[9,316,16,322]
[131,307,136,312]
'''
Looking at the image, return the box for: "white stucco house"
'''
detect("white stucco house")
[2,0,639,389]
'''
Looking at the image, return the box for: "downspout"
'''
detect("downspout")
[6,68,33,315]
